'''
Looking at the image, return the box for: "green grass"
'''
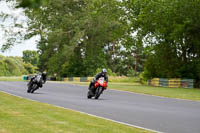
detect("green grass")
[0,76,23,81]
[108,83,200,101]
[0,91,152,133]
[64,81,200,101]
[108,76,140,83]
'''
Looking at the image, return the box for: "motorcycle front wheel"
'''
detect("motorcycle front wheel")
[30,84,38,93]
[94,87,103,99]
[27,86,31,93]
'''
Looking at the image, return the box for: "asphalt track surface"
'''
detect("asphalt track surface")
[1,81,200,133]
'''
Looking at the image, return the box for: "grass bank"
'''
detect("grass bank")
[109,83,200,101]
[108,76,140,83]
[0,91,152,133]
[0,76,23,81]
[64,81,200,101]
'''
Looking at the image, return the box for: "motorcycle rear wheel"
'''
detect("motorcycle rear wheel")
[87,91,92,99]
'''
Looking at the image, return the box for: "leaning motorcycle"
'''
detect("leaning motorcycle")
[27,75,43,93]
[87,78,107,99]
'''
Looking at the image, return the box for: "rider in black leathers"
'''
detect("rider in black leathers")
[29,72,47,88]
[89,69,108,95]
[41,72,47,84]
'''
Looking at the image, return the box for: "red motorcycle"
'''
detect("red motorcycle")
[87,78,107,99]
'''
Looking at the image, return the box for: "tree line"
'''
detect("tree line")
[1,0,200,85]
[0,50,38,76]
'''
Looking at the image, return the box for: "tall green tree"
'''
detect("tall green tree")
[21,0,126,77]
[6,0,200,81]
[22,50,39,66]
[123,0,200,82]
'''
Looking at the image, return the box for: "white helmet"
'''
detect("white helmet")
[102,68,107,74]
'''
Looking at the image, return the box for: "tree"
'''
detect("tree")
[23,62,37,74]
[123,0,200,82]
[20,0,127,77]
[0,55,28,76]
[6,0,200,80]
[22,50,39,66]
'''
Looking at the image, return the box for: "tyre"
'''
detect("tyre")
[31,89,35,93]
[87,91,92,99]
[27,89,31,93]
[94,87,102,99]
[27,86,32,93]
[94,95,100,99]
[31,84,38,93]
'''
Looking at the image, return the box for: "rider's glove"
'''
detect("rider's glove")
[93,78,96,83]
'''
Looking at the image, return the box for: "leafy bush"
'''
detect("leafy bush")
[0,55,33,76]
[127,69,139,77]
[23,63,37,74]
[139,72,148,85]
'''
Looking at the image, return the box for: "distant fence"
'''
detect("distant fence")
[63,77,93,82]
[23,75,33,80]
[148,78,194,88]
[23,76,195,88]
[23,75,57,81]
[62,76,139,83]
[23,76,92,82]
[23,76,139,83]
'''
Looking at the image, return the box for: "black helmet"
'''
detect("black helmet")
[42,72,47,77]
[102,69,107,75]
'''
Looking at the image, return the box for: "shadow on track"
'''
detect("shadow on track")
[29,92,45,95]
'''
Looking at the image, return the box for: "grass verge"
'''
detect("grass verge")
[0,91,153,133]
[64,81,200,101]
[0,76,23,81]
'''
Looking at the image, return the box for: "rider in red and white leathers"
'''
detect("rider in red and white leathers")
[89,69,108,94]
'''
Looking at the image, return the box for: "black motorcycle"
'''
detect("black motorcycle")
[27,75,43,93]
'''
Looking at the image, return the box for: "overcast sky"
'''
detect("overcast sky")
[0,1,38,57]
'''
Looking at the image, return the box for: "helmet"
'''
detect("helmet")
[102,69,107,74]
[42,72,47,77]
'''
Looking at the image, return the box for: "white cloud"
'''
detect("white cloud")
[0,36,39,57]
[0,0,38,57]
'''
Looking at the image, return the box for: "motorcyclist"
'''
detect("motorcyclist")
[89,69,108,95]
[28,72,47,88]
[41,72,47,84]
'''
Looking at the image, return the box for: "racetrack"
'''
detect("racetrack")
[0,81,200,133]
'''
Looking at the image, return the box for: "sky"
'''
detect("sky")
[0,1,38,57]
